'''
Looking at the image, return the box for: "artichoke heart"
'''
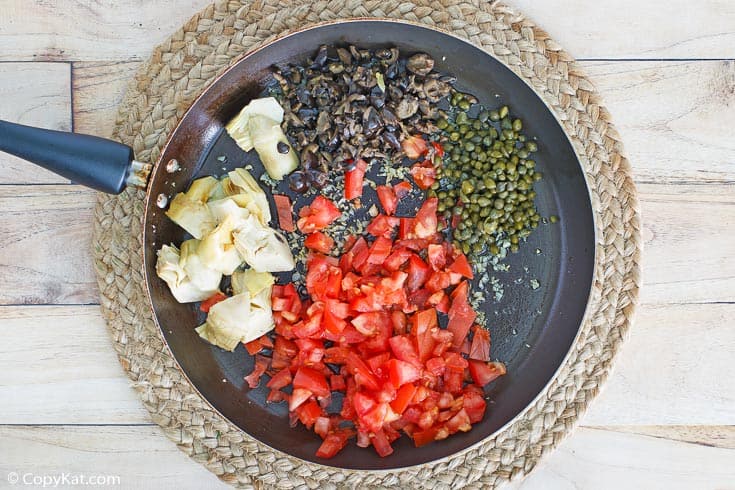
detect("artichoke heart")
[233,215,295,273]
[165,176,218,239]
[198,216,243,275]
[207,197,252,227]
[231,269,275,297]
[225,97,298,180]
[195,291,274,351]
[179,239,222,292]
[155,244,219,303]
[225,168,272,224]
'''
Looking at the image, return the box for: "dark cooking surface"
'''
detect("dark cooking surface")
[144,20,594,469]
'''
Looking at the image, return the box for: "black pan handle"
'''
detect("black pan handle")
[0,120,151,194]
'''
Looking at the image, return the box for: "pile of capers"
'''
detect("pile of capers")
[430,92,542,257]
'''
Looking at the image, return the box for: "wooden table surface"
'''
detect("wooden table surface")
[0,1,733,489]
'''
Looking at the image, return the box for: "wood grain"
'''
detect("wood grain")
[0,63,71,184]
[0,306,149,424]
[509,426,735,490]
[71,60,735,184]
[0,425,229,490]
[0,303,730,425]
[581,60,735,184]
[72,61,140,138]
[0,425,730,490]
[0,186,97,305]
[2,1,735,61]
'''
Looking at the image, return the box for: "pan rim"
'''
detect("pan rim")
[141,17,598,472]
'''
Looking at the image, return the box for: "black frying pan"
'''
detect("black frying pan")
[0,19,594,470]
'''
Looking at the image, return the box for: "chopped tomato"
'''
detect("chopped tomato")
[266,368,292,390]
[387,359,421,388]
[297,196,341,233]
[407,254,431,292]
[398,217,413,240]
[371,429,394,457]
[390,383,417,414]
[468,360,506,386]
[427,244,446,270]
[394,181,413,199]
[316,430,353,458]
[410,161,436,190]
[412,197,438,238]
[366,236,392,265]
[305,231,335,254]
[430,141,445,158]
[344,158,368,200]
[448,252,474,279]
[366,214,399,238]
[401,135,428,160]
[273,194,294,232]
[293,366,330,398]
[376,185,398,215]
[447,281,476,349]
[469,325,491,361]
[295,399,324,428]
[244,354,269,389]
[199,291,227,313]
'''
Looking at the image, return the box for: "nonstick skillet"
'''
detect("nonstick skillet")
[0,19,594,470]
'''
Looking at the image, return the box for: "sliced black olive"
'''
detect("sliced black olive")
[406,53,434,76]
[277,141,290,154]
[288,171,309,193]
[308,170,328,189]
[313,45,328,67]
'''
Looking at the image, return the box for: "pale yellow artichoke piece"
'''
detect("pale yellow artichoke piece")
[207,197,252,226]
[228,168,272,224]
[225,97,298,180]
[232,215,295,273]
[196,291,274,351]
[179,239,222,292]
[198,216,243,275]
[165,176,219,239]
[231,269,275,297]
[155,244,219,303]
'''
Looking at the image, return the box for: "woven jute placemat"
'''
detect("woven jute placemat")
[92,0,641,487]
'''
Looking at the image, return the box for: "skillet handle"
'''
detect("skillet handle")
[0,120,150,194]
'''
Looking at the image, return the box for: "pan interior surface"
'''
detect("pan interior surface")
[144,20,595,469]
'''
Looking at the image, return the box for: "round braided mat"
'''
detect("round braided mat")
[92,0,641,487]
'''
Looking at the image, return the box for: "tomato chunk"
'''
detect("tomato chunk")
[344,159,368,200]
[293,366,330,398]
[376,185,398,215]
[468,360,506,386]
[200,291,227,313]
[273,194,295,232]
[297,196,341,233]
[305,231,335,254]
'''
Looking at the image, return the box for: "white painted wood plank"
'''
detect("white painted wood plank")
[0,302,730,425]
[0,63,71,184]
[1,1,734,61]
[0,306,150,424]
[583,303,735,426]
[0,426,229,490]
[72,61,140,138]
[511,426,735,490]
[513,0,735,59]
[0,426,730,490]
[637,183,735,305]
[579,60,735,184]
[0,186,97,305]
[0,0,212,62]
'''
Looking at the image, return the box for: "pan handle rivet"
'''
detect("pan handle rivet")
[165,158,180,173]
[156,193,169,209]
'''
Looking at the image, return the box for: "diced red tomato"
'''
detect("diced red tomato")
[407,254,431,292]
[401,135,428,159]
[469,325,491,361]
[468,360,506,386]
[293,366,330,398]
[305,231,335,254]
[447,281,476,349]
[427,244,446,270]
[266,368,292,390]
[387,359,421,388]
[390,383,417,414]
[366,214,399,238]
[388,335,422,369]
[367,236,392,265]
[244,354,269,388]
[297,196,341,233]
[273,194,295,232]
[430,141,445,158]
[199,291,227,313]
[463,389,487,423]
[371,429,394,457]
[411,426,439,447]
[410,161,436,190]
[394,181,412,199]
[376,185,398,216]
[448,253,474,279]
[398,217,413,240]
[316,429,352,458]
[412,198,438,238]
[344,158,368,200]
